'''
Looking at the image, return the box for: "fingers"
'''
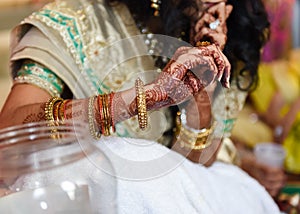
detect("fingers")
[195,44,231,88]
[183,71,204,93]
[194,27,227,49]
[207,2,228,23]
[193,3,232,49]
[165,44,231,92]
[256,164,287,197]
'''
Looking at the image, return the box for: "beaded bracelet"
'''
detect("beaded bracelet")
[44,97,64,122]
[44,96,64,139]
[135,78,148,130]
[88,96,101,140]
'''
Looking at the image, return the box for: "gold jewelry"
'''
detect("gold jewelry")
[44,96,64,139]
[135,78,148,130]
[175,111,215,150]
[44,97,63,122]
[97,94,112,136]
[88,96,101,140]
[150,0,161,17]
[102,94,111,136]
[58,99,69,122]
[196,41,211,47]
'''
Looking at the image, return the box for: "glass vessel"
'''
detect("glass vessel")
[0,120,116,214]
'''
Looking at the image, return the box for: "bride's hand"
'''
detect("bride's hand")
[192,1,233,50]
[145,44,230,110]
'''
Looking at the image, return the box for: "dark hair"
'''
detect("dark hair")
[106,0,270,91]
[224,0,270,91]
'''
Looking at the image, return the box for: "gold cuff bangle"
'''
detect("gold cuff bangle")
[88,95,101,140]
[175,111,215,150]
[135,78,148,130]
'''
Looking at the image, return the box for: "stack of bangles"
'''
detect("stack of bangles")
[174,111,216,150]
[45,77,148,140]
[88,93,115,139]
[44,96,70,139]
[44,93,115,140]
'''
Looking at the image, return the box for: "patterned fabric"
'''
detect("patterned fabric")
[10,0,248,164]
[284,112,300,174]
[10,0,169,140]
[15,60,64,97]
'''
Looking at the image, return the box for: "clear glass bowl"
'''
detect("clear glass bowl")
[0,120,116,213]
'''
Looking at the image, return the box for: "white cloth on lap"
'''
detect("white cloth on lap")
[99,137,280,214]
[10,137,280,214]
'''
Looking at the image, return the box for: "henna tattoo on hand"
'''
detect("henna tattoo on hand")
[113,92,135,123]
[145,72,192,110]
[22,103,46,124]
[63,100,87,123]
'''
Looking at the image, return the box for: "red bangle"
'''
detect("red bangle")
[97,95,105,134]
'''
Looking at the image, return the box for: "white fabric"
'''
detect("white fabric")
[8,137,280,214]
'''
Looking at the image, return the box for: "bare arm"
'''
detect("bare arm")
[0,83,137,129]
[0,44,230,134]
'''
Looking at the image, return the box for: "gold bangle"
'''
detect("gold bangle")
[102,94,111,136]
[44,96,63,139]
[175,111,215,150]
[58,99,69,122]
[135,78,148,130]
[97,94,112,136]
[44,97,63,122]
[88,96,101,140]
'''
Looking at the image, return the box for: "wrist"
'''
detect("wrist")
[174,111,216,150]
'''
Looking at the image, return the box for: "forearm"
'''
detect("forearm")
[0,99,88,129]
[0,85,151,133]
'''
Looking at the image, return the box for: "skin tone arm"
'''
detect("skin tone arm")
[0,44,230,130]
[173,0,232,165]
[189,1,287,196]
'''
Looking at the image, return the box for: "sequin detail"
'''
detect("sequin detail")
[15,62,64,97]
[25,8,108,94]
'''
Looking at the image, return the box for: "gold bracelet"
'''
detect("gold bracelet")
[175,111,215,150]
[58,99,69,122]
[102,94,111,136]
[44,97,64,122]
[135,78,148,130]
[97,94,112,136]
[88,96,101,140]
[44,96,64,139]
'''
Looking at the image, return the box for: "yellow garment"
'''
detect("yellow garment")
[283,112,300,174]
[251,59,299,113]
[232,49,300,174]
[231,105,273,148]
